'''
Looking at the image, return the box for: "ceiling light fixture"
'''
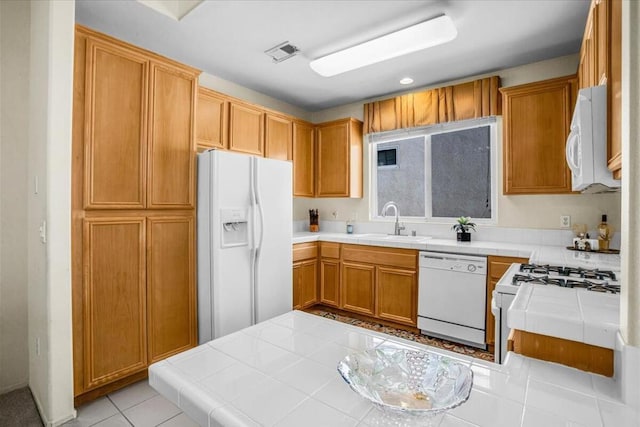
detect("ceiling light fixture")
[400,77,414,85]
[309,14,457,77]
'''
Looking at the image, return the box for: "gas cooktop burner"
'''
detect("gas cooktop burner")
[519,264,617,281]
[511,273,620,294]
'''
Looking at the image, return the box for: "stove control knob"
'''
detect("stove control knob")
[467,264,477,272]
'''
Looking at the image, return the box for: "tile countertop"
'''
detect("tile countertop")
[508,283,620,349]
[293,232,622,271]
[149,311,638,427]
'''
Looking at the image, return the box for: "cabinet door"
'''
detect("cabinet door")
[320,259,340,307]
[502,76,574,194]
[299,259,318,308]
[293,261,302,309]
[148,63,196,208]
[316,121,350,197]
[341,262,375,316]
[197,87,228,149]
[229,101,264,155]
[579,9,596,89]
[376,267,417,326]
[147,216,196,363]
[608,0,622,178]
[293,121,315,197]
[265,114,293,161]
[594,0,609,85]
[84,40,148,209]
[83,218,147,389]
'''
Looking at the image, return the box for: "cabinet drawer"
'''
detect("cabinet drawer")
[342,244,417,269]
[320,242,340,259]
[293,242,318,262]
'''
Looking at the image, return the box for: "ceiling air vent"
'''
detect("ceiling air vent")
[265,41,300,63]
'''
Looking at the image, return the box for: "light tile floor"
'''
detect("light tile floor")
[63,380,198,427]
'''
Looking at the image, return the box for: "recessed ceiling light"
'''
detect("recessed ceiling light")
[309,15,457,77]
[400,77,414,85]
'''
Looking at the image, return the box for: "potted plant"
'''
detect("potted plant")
[452,216,476,242]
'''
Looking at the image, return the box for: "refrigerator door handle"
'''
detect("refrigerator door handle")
[252,157,266,323]
[249,158,257,325]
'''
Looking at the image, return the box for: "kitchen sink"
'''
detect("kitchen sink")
[356,234,432,243]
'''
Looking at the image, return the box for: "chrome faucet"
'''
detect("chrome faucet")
[381,201,405,235]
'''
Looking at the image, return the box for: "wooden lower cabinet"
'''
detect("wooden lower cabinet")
[509,329,613,376]
[293,259,318,309]
[147,216,196,363]
[292,242,418,328]
[320,259,340,307]
[342,262,376,316]
[486,256,528,350]
[376,267,417,326]
[82,218,148,390]
[341,245,418,326]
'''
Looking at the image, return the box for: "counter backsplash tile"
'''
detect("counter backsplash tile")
[293,220,621,248]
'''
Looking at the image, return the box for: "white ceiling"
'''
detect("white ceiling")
[75,0,590,111]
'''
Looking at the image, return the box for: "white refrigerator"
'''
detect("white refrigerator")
[197,150,292,343]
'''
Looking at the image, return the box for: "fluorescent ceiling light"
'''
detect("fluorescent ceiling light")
[310,15,457,77]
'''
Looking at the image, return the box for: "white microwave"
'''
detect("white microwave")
[565,85,620,193]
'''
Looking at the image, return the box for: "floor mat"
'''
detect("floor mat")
[306,308,495,363]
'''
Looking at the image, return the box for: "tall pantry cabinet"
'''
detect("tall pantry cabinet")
[72,26,198,404]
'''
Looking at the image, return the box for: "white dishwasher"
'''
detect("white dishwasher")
[418,251,487,348]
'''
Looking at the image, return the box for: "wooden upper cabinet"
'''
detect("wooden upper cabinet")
[608,0,622,178]
[147,216,196,363]
[147,63,197,209]
[196,87,228,150]
[501,76,575,194]
[594,0,609,86]
[82,218,147,390]
[293,121,315,197]
[265,113,293,160]
[315,118,363,198]
[578,7,596,89]
[84,40,148,209]
[229,101,264,156]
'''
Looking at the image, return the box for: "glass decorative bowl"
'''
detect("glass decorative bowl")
[337,346,473,420]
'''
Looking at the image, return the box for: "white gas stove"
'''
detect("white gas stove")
[492,262,620,363]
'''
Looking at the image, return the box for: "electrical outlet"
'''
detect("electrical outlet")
[560,215,571,228]
[332,211,338,219]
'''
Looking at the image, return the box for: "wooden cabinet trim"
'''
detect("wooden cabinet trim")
[76,25,200,75]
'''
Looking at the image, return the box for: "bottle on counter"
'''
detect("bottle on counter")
[598,214,612,251]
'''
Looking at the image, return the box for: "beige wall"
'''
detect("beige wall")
[295,54,622,232]
[28,0,75,424]
[199,72,312,121]
[0,0,30,395]
[620,0,640,347]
